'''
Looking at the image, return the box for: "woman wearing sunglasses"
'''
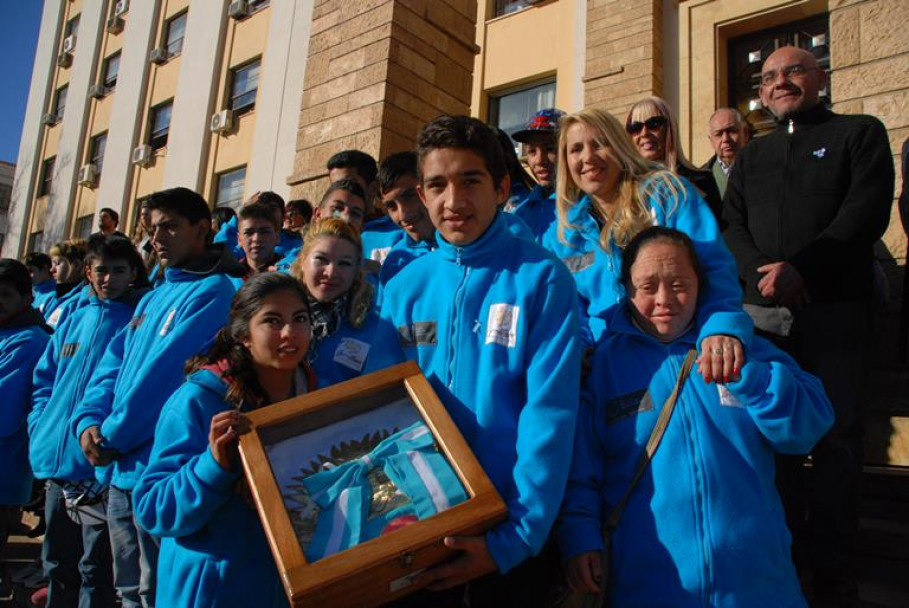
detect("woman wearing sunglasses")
[543,108,751,384]
[625,97,723,219]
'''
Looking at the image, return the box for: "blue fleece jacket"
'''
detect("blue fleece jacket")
[1,309,51,504]
[212,216,244,259]
[508,184,557,245]
[33,279,57,316]
[361,215,403,265]
[381,211,582,573]
[541,175,752,348]
[310,311,405,389]
[29,289,146,481]
[46,282,91,329]
[556,305,832,608]
[70,257,239,491]
[134,369,288,608]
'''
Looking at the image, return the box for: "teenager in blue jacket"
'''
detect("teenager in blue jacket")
[0,260,52,563]
[45,239,90,328]
[30,235,150,608]
[134,273,315,608]
[70,188,244,608]
[292,218,404,388]
[557,227,833,608]
[25,252,57,316]
[381,116,581,605]
[542,108,751,383]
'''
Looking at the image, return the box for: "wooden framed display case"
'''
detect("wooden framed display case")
[238,361,507,608]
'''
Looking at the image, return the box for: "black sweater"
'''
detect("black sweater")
[722,104,894,305]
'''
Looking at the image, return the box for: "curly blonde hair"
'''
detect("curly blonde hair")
[555,108,684,252]
[291,218,373,329]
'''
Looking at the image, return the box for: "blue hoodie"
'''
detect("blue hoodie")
[70,253,241,490]
[508,184,557,245]
[33,279,57,316]
[541,175,752,348]
[381,211,582,573]
[310,311,405,389]
[212,216,244,259]
[29,288,147,481]
[134,368,290,608]
[557,305,832,608]
[1,308,51,504]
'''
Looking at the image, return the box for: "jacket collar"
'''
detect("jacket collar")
[163,244,246,283]
[776,103,833,130]
[605,301,698,348]
[1,306,52,334]
[437,210,511,265]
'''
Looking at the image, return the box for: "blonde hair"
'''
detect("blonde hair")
[292,218,373,328]
[49,238,88,262]
[556,108,684,252]
[626,96,697,173]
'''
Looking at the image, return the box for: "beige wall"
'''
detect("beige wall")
[471,0,584,121]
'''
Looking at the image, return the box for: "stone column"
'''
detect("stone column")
[288,0,478,202]
[583,0,663,118]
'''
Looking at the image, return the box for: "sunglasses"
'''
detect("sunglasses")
[626,115,667,134]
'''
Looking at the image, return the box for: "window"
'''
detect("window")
[493,0,534,17]
[727,14,830,136]
[66,16,80,38]
[103,53,121,89]
[165,12,187,57]
[38,157,55,197]
[0,183,11,213]
[215,167,246,209]
[149,102,172,149]
[90,133,107,174]
[229,60,260,114]
[249,0,270,14]
[28,231,45,254]
[53,85,68,122]
[74,215,93,240]
[489,80,556,149]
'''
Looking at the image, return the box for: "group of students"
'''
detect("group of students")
[0,103,836,608]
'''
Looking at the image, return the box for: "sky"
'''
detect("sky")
[0,2,43,164]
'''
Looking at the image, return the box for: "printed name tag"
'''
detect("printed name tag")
[370,247,392,264]
[562,251,595,274]
[605,388,652,425]
[717,384,743,408]
[485,303,519,348]
[334,337,371,371]
[397,322,437,347]
[61,343,80,358]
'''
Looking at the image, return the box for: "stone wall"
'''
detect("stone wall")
[584,0,663,118]
[288,0,477,203]
[830,0,909,264]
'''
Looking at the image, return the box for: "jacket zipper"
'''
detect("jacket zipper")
[448,248,468,389]
[780,121,794,256]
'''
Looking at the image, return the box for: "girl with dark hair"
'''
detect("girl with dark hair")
[292,218,404,388]
[133,273,315,608]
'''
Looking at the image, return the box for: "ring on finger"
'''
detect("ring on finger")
[711,346,724,355]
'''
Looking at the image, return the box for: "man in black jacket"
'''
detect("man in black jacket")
[723,46,894,607]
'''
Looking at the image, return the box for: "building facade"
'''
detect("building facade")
[6,0,907,269]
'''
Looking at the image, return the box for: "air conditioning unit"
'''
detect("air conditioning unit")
[41,113,57,126]
[149,47,168,65]
[106,16,124,34]
[114,0,129,17]
[209,110,233,133]
[89,84,107,99]
[228,0,249,20]
[131,145,154,167]
[78,164,99,187]
[62,35,77,55]
[56,52,72,68]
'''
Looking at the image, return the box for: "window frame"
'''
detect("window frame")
[487,78,556,152]
[74,215,94,240]
[248,0,271,15]
[53,85,68,122]
[38,157,55,197]
[164,11,188,58]
[103,52,121,90]
[228,58,261,115]
[215,166,247,210]
[28,231,45,255]
[148,101,173,150]
[65,16,80,39]
[90,132,108,174]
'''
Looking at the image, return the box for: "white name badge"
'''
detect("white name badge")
[334,337,371,371]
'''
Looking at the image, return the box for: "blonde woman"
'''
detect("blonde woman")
[292,218,403,387]
[625,96,723,217]
[542,108,749,382]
